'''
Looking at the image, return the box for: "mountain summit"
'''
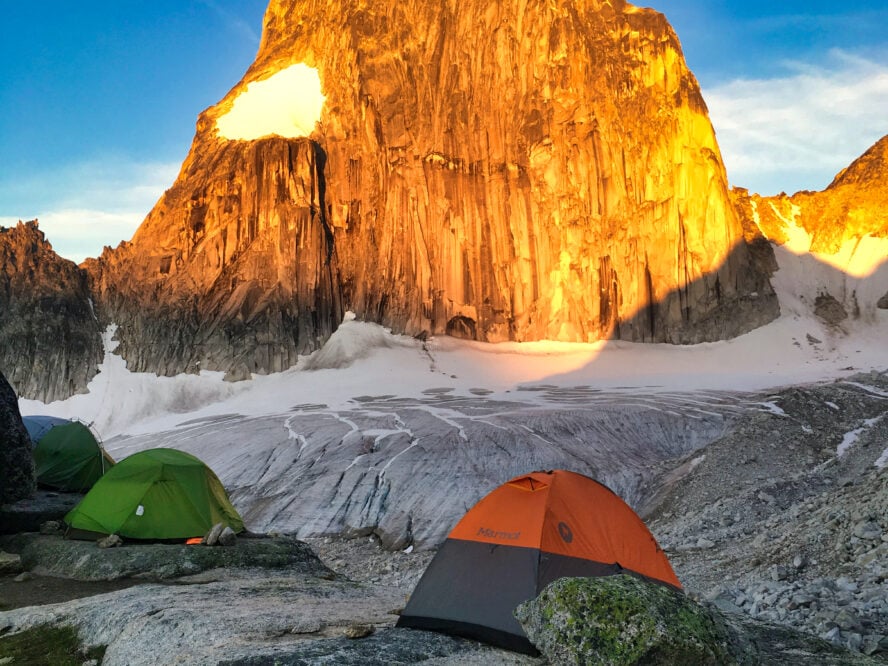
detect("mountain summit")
[82,0,777,380]
[830,134,888,190]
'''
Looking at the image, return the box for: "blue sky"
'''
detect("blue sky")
[1,1,886,262]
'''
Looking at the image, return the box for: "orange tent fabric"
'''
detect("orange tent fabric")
[398,469,680,654]
[448,470,680,587]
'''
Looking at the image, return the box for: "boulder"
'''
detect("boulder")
[39,520,63,535]
[97,534,124,549]
[0,490,81,535]
[204,522,225,546]
[852,521,882,541]
[344,623,374,639]
[814,293,849,325]
[515,575,736,665]
[0,550,23,575]
[0,370,34,505]
[218,526,237,547]
[516,575,882,665]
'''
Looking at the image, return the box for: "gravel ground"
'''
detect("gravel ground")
[304,534,434,594]
[646,374,888,658]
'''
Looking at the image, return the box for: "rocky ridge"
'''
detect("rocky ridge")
[0,222,103,402]
[732,133,888,324]
[734,135,888,255]
[84,139,340,380]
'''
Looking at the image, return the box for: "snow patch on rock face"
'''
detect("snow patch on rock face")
[215,64,324,141]
[767,204,888,280]
[836,417,882,458]
[770,242,888,322]
[823,235,888,280]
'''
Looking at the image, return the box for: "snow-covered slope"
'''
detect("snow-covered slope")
[19,246,888,547]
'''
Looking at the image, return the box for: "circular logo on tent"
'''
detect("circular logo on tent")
[558,521,573,543]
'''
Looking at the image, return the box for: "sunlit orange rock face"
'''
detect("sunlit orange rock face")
[732,134,888,322]
[734,135,888,254]
[88,0,778,377]
[86,140,339,378]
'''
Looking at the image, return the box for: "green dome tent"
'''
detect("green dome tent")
[65,448,244,540]
[23,417,115,492]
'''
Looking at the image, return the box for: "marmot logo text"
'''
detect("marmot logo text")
[477,527,521,540]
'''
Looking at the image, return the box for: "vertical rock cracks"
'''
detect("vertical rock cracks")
[8,0,788,392]
[230,0,777,351]
[86,138,343,380]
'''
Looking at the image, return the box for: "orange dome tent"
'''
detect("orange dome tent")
[396,469,680,654]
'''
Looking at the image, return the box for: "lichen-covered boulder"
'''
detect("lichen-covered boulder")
[0,370,34,505]
[515,575,739,665]
[516,575,882,665]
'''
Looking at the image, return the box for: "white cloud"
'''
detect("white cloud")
[704,50,888,195]
[0,210,148,264]
[0,159,178,264]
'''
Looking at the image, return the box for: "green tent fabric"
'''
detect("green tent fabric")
[31,420,115,492]
[65,448,244,540]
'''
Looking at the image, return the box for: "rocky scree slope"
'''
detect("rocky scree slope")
[645,372,888,658]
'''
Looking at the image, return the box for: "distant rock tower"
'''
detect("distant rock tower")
[0,221,103,403]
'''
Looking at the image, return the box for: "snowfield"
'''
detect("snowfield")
[18,242,888,544]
